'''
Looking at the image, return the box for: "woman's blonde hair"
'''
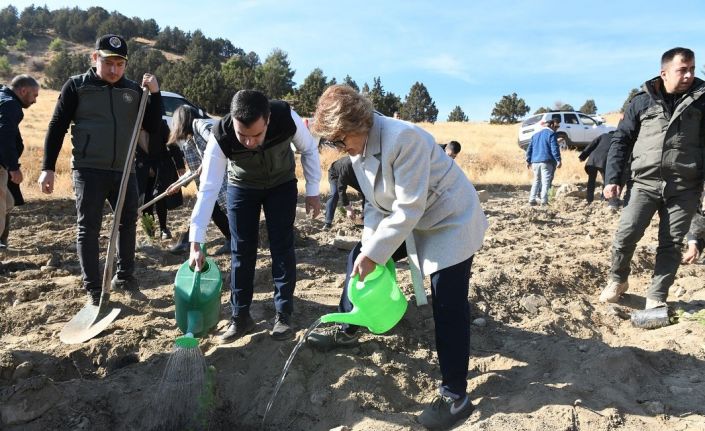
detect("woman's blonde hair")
[311,85,374,139]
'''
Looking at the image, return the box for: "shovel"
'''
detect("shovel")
[60,86,151,344]
[137,170,199,213]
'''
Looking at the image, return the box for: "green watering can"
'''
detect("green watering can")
[321,259,407,334]
[174,249,222,339]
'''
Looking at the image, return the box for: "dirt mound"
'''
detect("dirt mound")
[1,191,704,430]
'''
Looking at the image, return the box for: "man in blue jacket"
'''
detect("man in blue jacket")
[525,119,561,205]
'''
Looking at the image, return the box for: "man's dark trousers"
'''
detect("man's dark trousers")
[226,179,298,318]
[611,183,701,301]
[73,168,138,294]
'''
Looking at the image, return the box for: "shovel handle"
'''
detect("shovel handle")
[101,86,150,295]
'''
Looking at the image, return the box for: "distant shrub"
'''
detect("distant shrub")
[0,55,12,77]
[29,58,44,72]
[48,38,64,52]
[14,38,28,51]
[0,39,7,55]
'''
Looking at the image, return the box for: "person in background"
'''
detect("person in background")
[188,90,321,342]
[600,47,705,310]
[525,119,561,206]
[165,105,231,255]
[439,140,461,160]
[579,131,615,206]
[324,155,364,229]
[39,34,162,304]
[0,74,39,250]
[307,85,488,430]
[136,118,185,240]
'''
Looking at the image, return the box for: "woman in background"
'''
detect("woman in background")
[166,106,230,255]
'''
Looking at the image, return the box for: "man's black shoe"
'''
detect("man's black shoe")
[271,312,293,340]
[219,314,256,343]
[111,274,140,291]
[86,290,101,306]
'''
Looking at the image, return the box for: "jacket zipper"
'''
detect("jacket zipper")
[109,87,117,168]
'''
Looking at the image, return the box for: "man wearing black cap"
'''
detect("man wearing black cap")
[39,34,162,305]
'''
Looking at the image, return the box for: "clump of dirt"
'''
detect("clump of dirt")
[1,191,704,430]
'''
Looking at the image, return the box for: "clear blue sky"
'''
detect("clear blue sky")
[9,0,705,120]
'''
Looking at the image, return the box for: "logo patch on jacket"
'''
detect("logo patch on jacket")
[122,93,134,104]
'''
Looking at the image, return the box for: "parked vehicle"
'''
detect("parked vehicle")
[160,91,216,129]
[518,111,616,150]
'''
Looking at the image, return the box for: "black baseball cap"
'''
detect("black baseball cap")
[95,34,128,60]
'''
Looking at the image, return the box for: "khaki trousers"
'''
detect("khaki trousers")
[0,167,15,240]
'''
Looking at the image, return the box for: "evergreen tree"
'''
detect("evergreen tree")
[447,106,468,122]
[255,48,295,99]
[361,82,370,94]
[342,75,359,91]
[621,88,640,112]
[533,106,550,114]
[0,6,18,39]
[579,99,597,114]
[125,47,167,82]
[221,52,260,97]
[18,5,52,36]
[490,93,529,124]
[401,82,438,123]
[45,50,90,90]
[184,64,227,113]
[296,68,331,117]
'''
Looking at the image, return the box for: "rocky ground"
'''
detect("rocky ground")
[1,187,704,431]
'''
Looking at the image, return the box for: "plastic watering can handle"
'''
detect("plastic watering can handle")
[190,244,207,299]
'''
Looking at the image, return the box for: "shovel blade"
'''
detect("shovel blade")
[60,303,121,344]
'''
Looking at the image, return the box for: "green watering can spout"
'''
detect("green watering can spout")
[320,259,407,334]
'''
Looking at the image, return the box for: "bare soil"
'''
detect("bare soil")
[1,189,705,431]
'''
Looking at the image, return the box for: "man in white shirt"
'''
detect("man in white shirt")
[189,90,321,342]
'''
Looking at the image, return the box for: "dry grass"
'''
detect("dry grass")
[19,88,621,199]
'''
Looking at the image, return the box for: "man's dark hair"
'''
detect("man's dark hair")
[230,90,270,126]
[10,74,39,89]
[661,47,694,67]
[447,140,461,154]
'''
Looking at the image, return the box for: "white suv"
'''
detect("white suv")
[518,111,616,150]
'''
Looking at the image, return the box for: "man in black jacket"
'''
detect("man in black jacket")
[0,75,39,250]
[579,131,613,204]
[324,155,363,229]
[600,47,705,310]
[38,34,162,305]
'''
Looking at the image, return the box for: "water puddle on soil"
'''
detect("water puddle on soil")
[261,317,323,428]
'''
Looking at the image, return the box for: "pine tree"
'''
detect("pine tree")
[579,99,597,114]
[255,48,295,99]
[401,82,438,123]
[621,88,640,112]
[447,106,468,122]
[342,75,359,91]
[296,68,331,117]
[490,93,529,124]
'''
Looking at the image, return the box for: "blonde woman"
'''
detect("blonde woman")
[307,85,488,430]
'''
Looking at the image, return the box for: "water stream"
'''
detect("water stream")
[261,317,323,428]
[148,341,209,430]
